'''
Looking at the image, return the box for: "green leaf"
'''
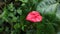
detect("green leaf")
[21,23,27,31]
[56,4,60,20]
[32,0,38,4]
[45,23,56,34]
[8,13,14,17]
[1,7,9,22]
[1,7,8,17]
[21,3,26,6]
[0,19,4,25]
[36,23,45,34]
[21,25,25,31]
[17,8,22,15]
[14,23,20,29]
[57,32,60,34]
[36,0,58,15]
[19,0,28,3]
[11,17,17,22]
[57,0,60,2]
[8,3,15,11]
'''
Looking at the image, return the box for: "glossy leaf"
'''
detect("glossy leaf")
[36,0,58,15]
[56,4,60,20]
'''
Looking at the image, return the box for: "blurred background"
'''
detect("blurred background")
[0,0,60,34]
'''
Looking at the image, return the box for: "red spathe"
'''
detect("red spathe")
[26,11,42,22]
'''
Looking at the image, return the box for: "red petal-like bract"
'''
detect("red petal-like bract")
[26,11,42,22]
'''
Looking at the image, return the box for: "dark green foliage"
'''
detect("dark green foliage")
[0,0,60,34]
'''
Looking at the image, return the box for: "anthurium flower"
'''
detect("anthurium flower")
[26,11,42,22]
